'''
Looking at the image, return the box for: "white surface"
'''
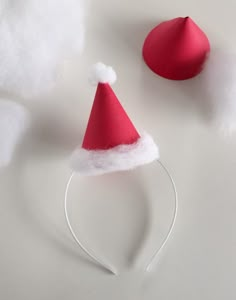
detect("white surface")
[0,0,236,299]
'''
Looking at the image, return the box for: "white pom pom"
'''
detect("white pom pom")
[88,62,117,85]
[0,100,30,167]
[201,49,236,135]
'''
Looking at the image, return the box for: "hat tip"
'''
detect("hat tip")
[182,16,192,25]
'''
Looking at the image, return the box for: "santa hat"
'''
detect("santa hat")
[70,63,159,176]
[143,16,210,80]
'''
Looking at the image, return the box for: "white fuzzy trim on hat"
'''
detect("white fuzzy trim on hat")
[88,62,117,86]
[70,132,159,176]
[0,100,30,167]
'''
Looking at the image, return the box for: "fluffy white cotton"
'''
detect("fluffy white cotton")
[70,132,159,176]
[0,0,84,97]
[0,100,30,167]
[201,50,236,134]
[88,62,117,86]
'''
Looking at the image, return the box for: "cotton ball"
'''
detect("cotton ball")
[88,62,117,86]
[201,49,236,135]
[0,0,84,98]
[0,100,30,167]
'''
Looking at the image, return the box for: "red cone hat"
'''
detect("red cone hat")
[143,17,210,80]
[70,62,159,176]
[82,83,140,150]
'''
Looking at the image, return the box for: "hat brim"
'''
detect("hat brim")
[70,132,159,176]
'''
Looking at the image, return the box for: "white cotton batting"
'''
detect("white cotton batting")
[0,100,30,167]
[70,132,160,176]
[0,0,84,98]
[201,49,236,134]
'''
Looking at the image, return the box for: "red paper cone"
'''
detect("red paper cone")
[143,17,210,80]
[82,83,140,150]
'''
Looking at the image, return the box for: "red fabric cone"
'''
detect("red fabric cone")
[82,83,140,150]
[143,17,210,80]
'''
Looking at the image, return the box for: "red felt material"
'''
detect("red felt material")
[82,83,140,150]
[143,17,210,80]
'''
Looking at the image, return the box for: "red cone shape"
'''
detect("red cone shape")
[82,83,140,150]
[143,17,210,80]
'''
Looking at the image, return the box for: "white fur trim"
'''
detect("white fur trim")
[201,49,236,135]
[88,62,117,86]
[0,0,84,98]
[0,100,30,167]
[70,132,159,176]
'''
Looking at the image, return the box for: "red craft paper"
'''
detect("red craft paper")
[143,17,210,80]
[82,83,140,150]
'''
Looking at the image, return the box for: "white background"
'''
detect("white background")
[0,0,235,299]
